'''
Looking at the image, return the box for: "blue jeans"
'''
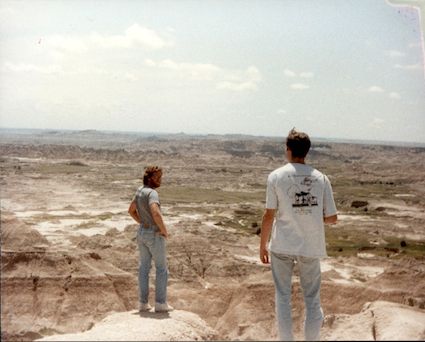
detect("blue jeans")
[271,253,324,341]
[137,227,168,304]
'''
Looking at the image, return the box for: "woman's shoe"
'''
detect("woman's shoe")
[155,302,174,312]
[139,302,152,312]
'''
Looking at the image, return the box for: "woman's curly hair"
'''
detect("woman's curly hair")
[143,166,162,186]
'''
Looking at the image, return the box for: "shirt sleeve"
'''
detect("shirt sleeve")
[132,187,141,201]
[323,175,337,217]
[266,173,278,209]
[148,190,160,206]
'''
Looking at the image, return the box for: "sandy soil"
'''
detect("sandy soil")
[1,130,424,341]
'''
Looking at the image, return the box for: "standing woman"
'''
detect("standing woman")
[128,166,173,313]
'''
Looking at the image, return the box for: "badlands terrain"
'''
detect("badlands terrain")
[1,128,425,341]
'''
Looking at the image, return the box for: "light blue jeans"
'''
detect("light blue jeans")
[271,252,324,341]
[137,227,168,304]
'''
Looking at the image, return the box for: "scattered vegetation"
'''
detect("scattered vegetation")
[160,186,264,205]
[326,228,425,258]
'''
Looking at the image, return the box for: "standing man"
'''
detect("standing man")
[260,129,337,341]
[128,166,173,313]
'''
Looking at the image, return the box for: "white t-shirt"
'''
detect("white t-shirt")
[266,163,337,258]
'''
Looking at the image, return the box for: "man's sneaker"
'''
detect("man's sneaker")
[139,302,152,312]
[155,302,174,313]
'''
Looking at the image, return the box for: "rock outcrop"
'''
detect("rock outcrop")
[322,301,425,341]
[37,310,216,341]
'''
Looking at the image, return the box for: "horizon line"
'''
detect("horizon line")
[0,126,424,147]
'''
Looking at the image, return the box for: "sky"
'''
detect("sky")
[0,0,424,143]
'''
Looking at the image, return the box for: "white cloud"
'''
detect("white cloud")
[92,68,140,81]
[126,24,170,49]
[155,59,221,81]
[284,69,314,78]
[2,61,140,82]
[216,81,258,91]
[90,24,170,50]
[394,63,422,70]
[144,59,157,67]
[385,50,406,58]
[300,72,314,78]
[46,35,88,53]
[370,117,385,128]
[368,86,385,92]
[284,69,297,77]
[246,66,262,82]
[123,73,138,82]
[146,59,261,91]
[215,66,262,91]
[0,6,20,30]
[0,6,17,17]
[45,23,171,54]
[389,92,401,99]
[290,83,310,90]
[3,62,62,74]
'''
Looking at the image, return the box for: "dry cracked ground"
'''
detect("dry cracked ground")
[1,129,425,341]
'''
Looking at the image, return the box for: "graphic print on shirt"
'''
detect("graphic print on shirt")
[287,175,319,214]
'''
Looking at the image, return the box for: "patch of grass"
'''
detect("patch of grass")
[29,213,93,222]
[37,163,93,175]
[97,212,114,220]
[159,185,265,205]
[326,228,425,258]
[334,183,404,199]
[379,237,425,258]
[326,226,376,257]
[75,221,95,229]
[67,160,88,167]
[170,205,214,215]
[217,218,257,235]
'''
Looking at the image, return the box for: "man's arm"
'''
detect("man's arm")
[150,203,168,238]
[324,214,337,224]
[260,209,275,264]
[128,200,141,224]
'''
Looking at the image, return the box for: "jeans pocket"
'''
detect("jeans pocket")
[155,233,165,244]
[141,230,155,246]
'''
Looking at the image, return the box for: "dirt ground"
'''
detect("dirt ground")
[1,129,424,341]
